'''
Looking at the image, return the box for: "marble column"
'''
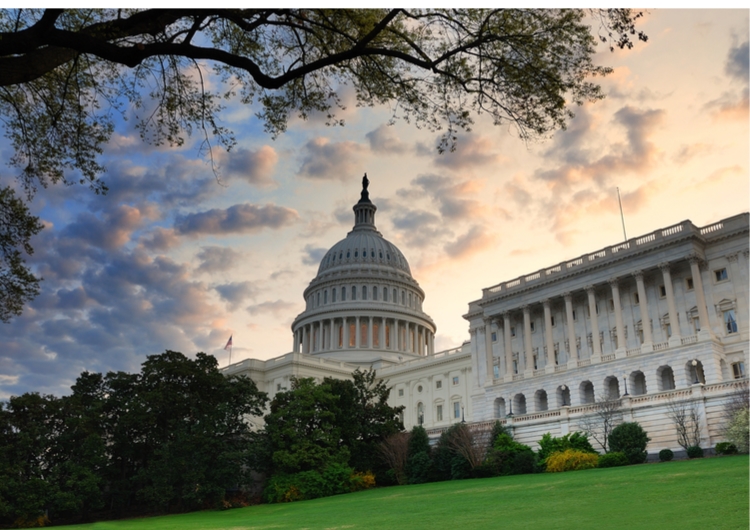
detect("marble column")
[302,326,308,354]
[586,286,602,361]
[660,262,681,346]
[484,318,494,385]
[564,293,577,369]
[609,278,626,357]
[355,316,361,348]
[522,305,532,376]
[503,312,514,382]
[689,255,714,340]
[633,270,653,351]
[543,299,554,370]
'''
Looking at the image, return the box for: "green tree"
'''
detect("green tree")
[608,422,650,465]
[405,425,432,484]
[0,8,647,317]
[537,432,597,470]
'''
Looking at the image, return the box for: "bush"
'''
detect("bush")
[609,422,650,465]
[349,471,376,491]
[658,449,674,462]
[537,432,597,470]
[725,406,749,453]
[715,442,738,455]
[484,433,537,476]
[597,452,628,468]
[687,446,704,459]
[545,449,599,472]
[406,451,432,484]
[263,463,354,503]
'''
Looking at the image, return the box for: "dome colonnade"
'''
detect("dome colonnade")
[291,175,436,364]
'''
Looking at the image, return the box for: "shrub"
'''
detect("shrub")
[406,451,433,484]
[545,449,599,472]
[484,433,537,476]
[609,422,650,465]
[349,471,376,491]
[687,446,704,459]
[597,452,629,468]
[537,432,597,470]
[263,463,355,503]
[658,449,674,462]
[715,442,738,455]
[725,406,749,453]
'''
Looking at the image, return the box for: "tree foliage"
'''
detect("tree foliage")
[0,351,268,525]
[0,8,647,319]
[537,431,596,469]
[608,422,650,465]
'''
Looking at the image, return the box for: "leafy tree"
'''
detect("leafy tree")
[723,386,749,453]
[324,369,403,474]
[537,432,597,469]
[0,8,647,317]
[484,433,537,476]
[608,422,650,465]
[405,425,432,484]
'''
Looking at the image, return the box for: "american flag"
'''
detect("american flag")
[224,335,233,350]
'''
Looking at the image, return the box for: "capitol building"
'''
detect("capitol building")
[225,177,749,455]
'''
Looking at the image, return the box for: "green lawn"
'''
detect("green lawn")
[64,455,748,530]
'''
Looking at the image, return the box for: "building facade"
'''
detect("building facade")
[225,180,748,454]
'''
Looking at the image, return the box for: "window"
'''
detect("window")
[453,402,461,419]
[324,290,328,304]
[437,405,443,422]
[362,286,367,300]
[513,360,518,374]
[533,355,538,370]
[659,285,666,298]
[633,292,640,304]
[510,326,516,337]
[352,286,356,300]
[572,310,578,321]
[715,268,728,282]
[491,332,497,342]
[398,388,404,397]
[373,286,378,300]
[436,380,442,389]
[383,287,388,301]
[724,309,738,334]
[732,362,745,379]
[452,376,459,386]
[417,385,423,393]
[530,321,536,332]
[277,383,282,391]
[401,291,405,305]
[493,365,500,378]
[551,315,556,327]
[595,303,600,315]
[686,277,694,291]
[332,288,337,302]
[393,288,397,303]
[609,299,615,311]
[316,292,320,307]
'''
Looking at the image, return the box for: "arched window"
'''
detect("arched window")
[557,385,571,407]
[535,389,548,412]
[383,287,388,301]
[332,288,337,302]
[630,371,647,395]
[362,285,367,300]
[513,393,527,415]
[685,359,706,385]
[604,376,620,399]
[657,365,675,391]
[494,397,506,418]
[352,286,357,300]
[373,286,378,300]
[580,381,595,404]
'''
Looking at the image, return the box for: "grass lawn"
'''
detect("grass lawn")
[64,455,748,530]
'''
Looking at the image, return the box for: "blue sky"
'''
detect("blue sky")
[0,9,748,399]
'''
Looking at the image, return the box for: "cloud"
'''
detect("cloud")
[215,281,259,310]
[220,145,278,186]
[672,143,712,165]
[195,246,243,274]
[410,174,487,221]
[175,203,299,236]
[366,125,408,154]
[726,41,749,82]
[61,204,149,250]
[246,300,296,317]
[302,244,327,266]
[141,227,180,251]
[297,137,366,180]
[432,135,503,170]
[391,210,441,231]
[443,225,495,259]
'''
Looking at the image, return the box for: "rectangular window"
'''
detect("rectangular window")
[595,303,600,315]
[491,332,497,342]
[724,309,738,334]
[693,317,701,333]
[733,362,745,379]
[398,388,404,397]
[453,402,461,419]
[510,326,516,337]
[277,383,282,391]
[633,292,640,305]
[513,359,518,374]
[609,299,615,311]
[452,376,459,386]
[686,277,694,291]
[530,321,536,332]
[715,268,728,282]
[373,287,378,300]
[533,355,538,370]
[572,310,578,321]
[372,322,380,347]
[437,405,443,422]
[436,380,442,389]
[551,315,556,327]
[362,286,367,300]
[341,288,346,301]
[493,365,500,378]
[383,287,388,301]
[666,323,672,338]
[659,285,666,298]
[332,288,337,302]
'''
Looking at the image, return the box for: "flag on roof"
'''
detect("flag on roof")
[224,335,233,350]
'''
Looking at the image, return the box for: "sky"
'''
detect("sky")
[0,9,748,399]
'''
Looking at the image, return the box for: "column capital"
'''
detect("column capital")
[521,304,531,313]
[502,310,511,319]
[632,269,644,280]
[726,252,739,263]
[563,291,573,302]
[658,261,672,272]
[687,253,704,266]
[541,298,551,306]
[607,277,620,288]
[584,284,595,294]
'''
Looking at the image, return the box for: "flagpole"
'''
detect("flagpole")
[617,187,628,241]
[229,345,232,367]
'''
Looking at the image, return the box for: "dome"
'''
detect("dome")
[317,232,411,275]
